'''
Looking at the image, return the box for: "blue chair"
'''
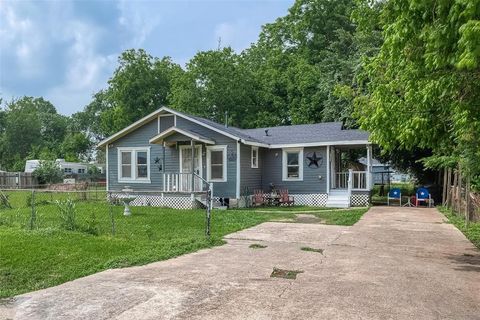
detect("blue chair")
[387,188,402,206]
[416,187,432,207]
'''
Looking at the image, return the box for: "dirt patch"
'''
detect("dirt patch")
[249,244,267,249]
[301,247,324,254]
[270,267,304,279]
[294,214,324,224]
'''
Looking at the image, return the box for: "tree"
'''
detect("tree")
[243,0,362,126]
[169,47,262,128]
[0,97,68,171]
[77,49,183,138]
[354,0,480,179]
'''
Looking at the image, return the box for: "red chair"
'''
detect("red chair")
[279,189,294,206]
[253,189,266,206]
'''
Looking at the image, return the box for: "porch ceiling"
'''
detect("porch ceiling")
[149,127,215,145]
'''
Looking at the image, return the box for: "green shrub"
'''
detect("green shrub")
[0,192,12,209]
[33,161,63,185]
[56,199,77,231]
[83,211,99,236]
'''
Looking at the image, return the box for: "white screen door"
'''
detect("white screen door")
[180,145,202,191]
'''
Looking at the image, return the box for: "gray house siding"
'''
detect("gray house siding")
[108,113,237,198]
[175,117,237,198]
[239,144,263,193]
[159,115,174,133]
[261,147,327,194]
[107,118,162,192]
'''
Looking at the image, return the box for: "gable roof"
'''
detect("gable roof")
[97,106,370,148]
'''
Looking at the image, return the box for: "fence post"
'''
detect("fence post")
[465,175,470,228]
[30,189,36,230]
[108,192,116,236]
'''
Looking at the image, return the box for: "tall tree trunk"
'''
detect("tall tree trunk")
[446,168,452,208]
[442,168,447,206]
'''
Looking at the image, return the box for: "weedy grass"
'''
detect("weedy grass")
[249,243,267,249]
[438,206,480,249]
[311,207,369,226]
[300,247,324,254]
[0,200,295,298]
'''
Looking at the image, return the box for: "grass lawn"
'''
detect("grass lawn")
[310,208,370,226]
[438,206,480,249]
[0,197,295,298]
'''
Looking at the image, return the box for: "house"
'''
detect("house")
[25,159,105,175]
[98,106,373,208]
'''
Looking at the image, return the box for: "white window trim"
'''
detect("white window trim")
[206,145,227,182]
[282,148,304,181]
[117,147,151,183]
[251,146,259,168]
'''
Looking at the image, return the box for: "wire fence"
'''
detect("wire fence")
[0,184,212,238]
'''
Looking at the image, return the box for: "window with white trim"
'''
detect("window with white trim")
[251,146,258,168]
[207,145,227,182]
[282,148,303,181]
[118,148,150,182]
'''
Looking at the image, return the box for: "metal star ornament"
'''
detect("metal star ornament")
[306,152,322,168]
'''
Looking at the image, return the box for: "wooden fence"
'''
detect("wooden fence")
[0,172,38,189]
[442,168,479,222]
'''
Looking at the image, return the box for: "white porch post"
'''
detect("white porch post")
[191,140,195,192]
[236,141,241,199]
[326,145,330,193]
[366,144,372,190]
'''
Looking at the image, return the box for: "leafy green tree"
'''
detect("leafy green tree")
[354,0,480,177]
[169,47,262,128]
[0,97,68,171]
[244,0,362,126]
[77,49,183,138]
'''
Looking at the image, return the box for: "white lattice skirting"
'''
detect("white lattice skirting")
[350,194,370,207]
[110,193,199,210]
[291,193,328,207]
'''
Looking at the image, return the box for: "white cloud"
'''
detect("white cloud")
[117,0,162,48]
[46,21,118,114]
[0,2,44,77]
[213,20,259,52]
[0,1,118,114]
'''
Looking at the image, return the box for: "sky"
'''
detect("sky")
[0,0,293,115]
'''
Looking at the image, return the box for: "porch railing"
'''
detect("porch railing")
[162,173,207,192]
[335,171,368,190]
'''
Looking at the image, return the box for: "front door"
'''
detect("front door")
[179,145,202,191]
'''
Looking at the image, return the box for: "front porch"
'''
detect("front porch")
[326,144,373,207]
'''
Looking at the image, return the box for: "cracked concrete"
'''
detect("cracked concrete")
[1,206,480,319]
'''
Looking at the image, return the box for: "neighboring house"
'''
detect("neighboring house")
[358,157,411,184]
[98,106,373,208]
[25,159,104,175]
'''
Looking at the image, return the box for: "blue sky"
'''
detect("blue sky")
[0,0,293,115]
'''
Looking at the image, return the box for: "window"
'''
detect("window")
[64,168,72,174]
[282,148,303,181]
[78,168,85,174]
[251,146,259,168]
[118,147,151,182]
[207,145,227,182]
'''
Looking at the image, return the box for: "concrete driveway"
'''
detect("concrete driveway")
[2,207,480,320]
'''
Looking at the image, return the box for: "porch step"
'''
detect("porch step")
[194,195,221,209]
[326,190,350,208]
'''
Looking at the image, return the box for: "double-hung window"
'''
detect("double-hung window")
[118,147,150,182]
[207,145,227,182]
[282,148,303,181]
[251,146,259,168]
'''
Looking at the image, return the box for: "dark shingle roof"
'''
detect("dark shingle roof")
[239,122,369,145]
[186,111,369,145]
